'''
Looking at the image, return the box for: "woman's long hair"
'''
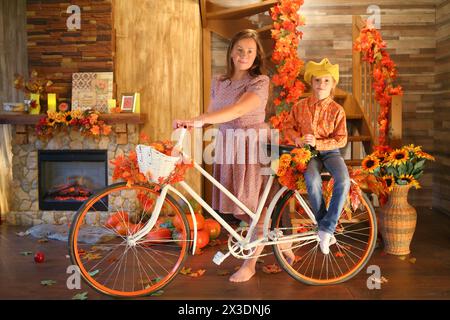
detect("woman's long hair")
[221,29,266,81]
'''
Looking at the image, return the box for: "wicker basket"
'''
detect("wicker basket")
[136,144,180,183]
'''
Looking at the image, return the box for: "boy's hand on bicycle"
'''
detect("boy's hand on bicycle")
[294,136,304,147]
[294,135,316,148]
[303,134,316,147]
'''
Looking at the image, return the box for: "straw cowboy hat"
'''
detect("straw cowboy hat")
[304,58,339,85]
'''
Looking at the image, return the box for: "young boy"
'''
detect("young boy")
[283,58,350,255]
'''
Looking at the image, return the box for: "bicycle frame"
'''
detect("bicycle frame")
[129,128,319,256]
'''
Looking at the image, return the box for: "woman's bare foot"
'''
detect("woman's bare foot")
[229,264,256,282]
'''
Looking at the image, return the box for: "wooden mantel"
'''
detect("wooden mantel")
[0,113,147,125]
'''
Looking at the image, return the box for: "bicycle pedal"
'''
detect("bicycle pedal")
[213,251,230,265]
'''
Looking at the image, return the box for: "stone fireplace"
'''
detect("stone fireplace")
[6,120,141,226]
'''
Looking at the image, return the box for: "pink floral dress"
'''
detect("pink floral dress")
[210,74,276,217]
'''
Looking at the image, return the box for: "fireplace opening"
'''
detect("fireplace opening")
[38,150,108,211]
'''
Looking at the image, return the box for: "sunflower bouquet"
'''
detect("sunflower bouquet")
[272,145,318,191]
[361,144,435,191]
[35,109,112,139]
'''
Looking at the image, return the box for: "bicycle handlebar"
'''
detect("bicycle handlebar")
[174,127,188,151]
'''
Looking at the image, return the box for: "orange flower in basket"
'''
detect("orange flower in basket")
[150,142,165,153]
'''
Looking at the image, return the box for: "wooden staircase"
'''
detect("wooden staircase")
[199,2,403,168]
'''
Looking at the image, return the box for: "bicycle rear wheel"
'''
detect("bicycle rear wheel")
[69,182,190,298]
[271,190,377,285]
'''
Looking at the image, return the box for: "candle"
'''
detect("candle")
[47,93,56,112]
[108,99,116,112]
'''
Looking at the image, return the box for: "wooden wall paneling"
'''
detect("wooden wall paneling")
[114,0,202,194]
[26,0,114,102]
[433,0,450,214]
[0,0,28,106]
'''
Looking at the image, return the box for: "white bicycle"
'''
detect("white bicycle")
[69,128,377,298]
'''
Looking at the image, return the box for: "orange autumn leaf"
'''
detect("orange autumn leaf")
[189,269,206,277]
[335,251,345,258]
[180,267,192,275]
[216,269,230,276]
[262,264,282,274]
[84,253,102,261]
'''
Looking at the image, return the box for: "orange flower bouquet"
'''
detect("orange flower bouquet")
[272,145,317,191]
[35,109,112,139]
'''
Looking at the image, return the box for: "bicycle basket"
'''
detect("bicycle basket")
[136,144,180,183]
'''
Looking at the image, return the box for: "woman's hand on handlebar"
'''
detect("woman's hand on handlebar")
[172,120,203,129]
[173,118,204,130]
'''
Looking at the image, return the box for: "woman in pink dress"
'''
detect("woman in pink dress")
[174,29,293,282]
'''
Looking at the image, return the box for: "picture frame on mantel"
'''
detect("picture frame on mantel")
[120,93,135,113]
[71,72,113,113]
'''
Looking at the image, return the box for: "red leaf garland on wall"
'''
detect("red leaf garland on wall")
[269,0,306,144]
[353,21,403,146]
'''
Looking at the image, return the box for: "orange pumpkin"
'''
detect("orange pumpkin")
[203,218,221,240]
[105,211,129,229]
[191,230,210,249]
[173,213,205,231]
[145,228,172,245]
[114,221,130,236]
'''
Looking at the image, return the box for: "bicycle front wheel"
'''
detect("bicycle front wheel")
[69,182,190,298]
[271,190,377,285]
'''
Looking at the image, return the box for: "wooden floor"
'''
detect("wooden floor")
[0,208,449,300]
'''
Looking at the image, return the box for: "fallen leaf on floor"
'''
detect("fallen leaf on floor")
[409,257,417,264]
[262,264,282,274]
[370,276,388,284]
[88,269,100,277]
[20,251,33,256]
[216,269,230,276]
[72,292,88,300]
[107,257,118,264]
[83,253,102,261]
[189,269,206,277]
[180,266,206,277]
[91,245,113,252]
[40,280,57,286]
[335,252,345,258]
[16,231,29,237]
[180,267,192,275]
[37,238,48,244]
[398,255,407,260]
[150,290,164,296]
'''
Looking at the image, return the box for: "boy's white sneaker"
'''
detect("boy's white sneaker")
[318,231,336,255]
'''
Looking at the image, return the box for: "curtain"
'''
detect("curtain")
[0,125,12,219]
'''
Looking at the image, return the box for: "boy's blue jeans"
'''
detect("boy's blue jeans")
[304,149,350,234]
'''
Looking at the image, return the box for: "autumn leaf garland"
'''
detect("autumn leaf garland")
[269,0,306,144]
[354,21,403,146]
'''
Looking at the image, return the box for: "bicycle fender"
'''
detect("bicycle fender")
[263,186,289,232]
[167,185,197,255]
